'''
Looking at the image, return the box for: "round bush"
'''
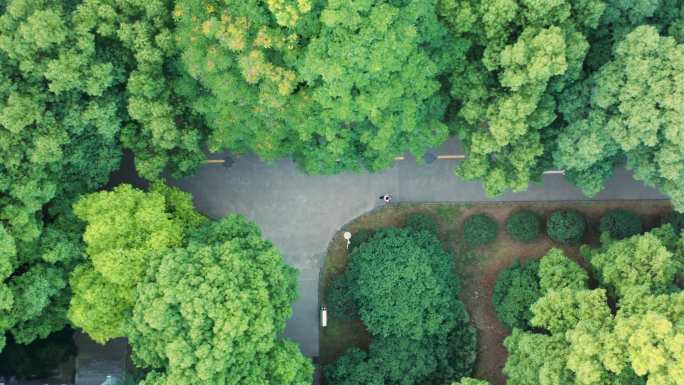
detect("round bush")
[546,210,586,244]
[661,212,684,234]
[405,213,438,234]
[506,210,541,242]
[492,260,541,330]
[326,273,358,321]
[463,214,498,246]
[599,209,642,239]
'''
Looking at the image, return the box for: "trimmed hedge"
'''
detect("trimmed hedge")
[506,210,541,242]
[463,213,498,246]
[547,209,586,244]
[599,209,642,239]
[405,213,438,234]
[492,260,541,330]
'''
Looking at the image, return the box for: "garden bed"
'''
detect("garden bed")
[320,200,673,385]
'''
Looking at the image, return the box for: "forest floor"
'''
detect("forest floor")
[319,200,673,385]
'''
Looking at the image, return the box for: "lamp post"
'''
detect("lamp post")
[343,231,352,249]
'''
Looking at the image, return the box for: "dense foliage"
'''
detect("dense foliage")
[130,215,312,385]
[547,210,587,244]
[66,185,312,385]
[2,0,684,378]
[463,213,498,246]
[325,224,476,385]
[503,225,684,385]
[347,228,461,340]
[492,260,541,330]
[3,0,681,214]
[326,273,358,321]
[506,210,541,242]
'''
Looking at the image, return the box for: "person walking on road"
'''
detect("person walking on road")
[380,193,392,204]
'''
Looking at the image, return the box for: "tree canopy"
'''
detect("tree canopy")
[504,225,684,385]
[129,215,312,385]
[325,224,476,385]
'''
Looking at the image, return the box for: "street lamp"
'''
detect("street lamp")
[343,231,352,249]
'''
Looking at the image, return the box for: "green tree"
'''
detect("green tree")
[346,228,460,339]
[504,227,684,385]
[538,248,588,293]
[68,184,189,342]
[555,26,684,210]
[492,259,541,330]
[439,0,605,195]
[583,228,682,297]
[129,215,312,385]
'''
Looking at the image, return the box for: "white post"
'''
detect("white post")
[321,306,328,328]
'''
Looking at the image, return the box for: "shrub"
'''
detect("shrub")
[463,214,498,246]
[661,212,684,234]
[599,209,642,239]
[506,210,541,242]
[326,273,358,321]
[492,260,541,330]
[546,210,586,244]
[348,229,376,252]
[405,213,438,234]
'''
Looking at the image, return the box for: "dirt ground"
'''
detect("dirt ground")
[319,200,673,384]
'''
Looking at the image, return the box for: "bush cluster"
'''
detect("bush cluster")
[546,210,586,244]
[599,209,643,240]
[506,210,541,243]
[463,214,498,246]
[492,260,541,330]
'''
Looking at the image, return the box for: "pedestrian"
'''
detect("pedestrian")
[379,193,392,204]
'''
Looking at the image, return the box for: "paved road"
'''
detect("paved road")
[169,138,666,358]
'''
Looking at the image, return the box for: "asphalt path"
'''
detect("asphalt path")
[170,139,666,358]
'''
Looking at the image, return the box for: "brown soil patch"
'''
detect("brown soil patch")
[320,200,673,384]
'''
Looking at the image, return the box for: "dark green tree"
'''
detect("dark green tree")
[492,260,541,330]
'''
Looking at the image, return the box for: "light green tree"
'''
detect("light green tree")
[68,184,188,342]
